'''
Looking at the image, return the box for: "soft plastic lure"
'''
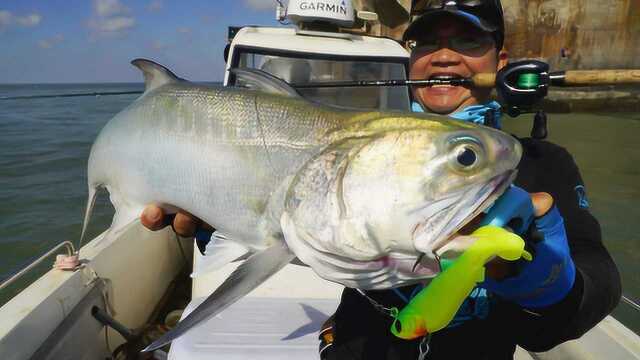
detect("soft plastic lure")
[391,225,532,340]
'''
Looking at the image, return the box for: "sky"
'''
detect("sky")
[0,0,282,83]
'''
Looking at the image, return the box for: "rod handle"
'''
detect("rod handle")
[564,70,640,85]
[471,73,496,87]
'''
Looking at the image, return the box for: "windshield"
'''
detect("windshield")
[229,47,411,111]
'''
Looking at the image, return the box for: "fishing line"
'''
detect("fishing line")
[622,295,640,312]
[0,90,143,100]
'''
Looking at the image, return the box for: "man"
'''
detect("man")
[317,1,621,359]
[140,1,621,358]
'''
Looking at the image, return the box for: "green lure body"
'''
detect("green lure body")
[391,225,532,340]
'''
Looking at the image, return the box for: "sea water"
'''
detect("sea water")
[0,84,638,334]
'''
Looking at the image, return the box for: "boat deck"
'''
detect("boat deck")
[168,252,640,359]
[169,297,339,360]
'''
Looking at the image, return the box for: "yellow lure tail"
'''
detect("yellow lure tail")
[391,226,532,340]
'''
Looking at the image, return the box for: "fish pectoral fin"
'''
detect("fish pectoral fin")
[142,241,295,352]
[211,230,229,241]
[229,68,301,98]
[131,58,186,93]
[191,237,249,277]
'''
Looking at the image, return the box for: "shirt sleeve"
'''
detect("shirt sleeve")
[500,140,622,352]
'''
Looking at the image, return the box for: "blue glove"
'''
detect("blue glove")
[481,186,534,235]
[195,228,214,255]
[480,204,576,308]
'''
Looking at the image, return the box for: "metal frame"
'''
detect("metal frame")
[0,241,76,292]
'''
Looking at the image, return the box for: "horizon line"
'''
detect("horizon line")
[0,80,224,85]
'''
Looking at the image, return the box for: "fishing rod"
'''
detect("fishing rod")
[294,61,640,116]
[292,69,640,89]
[293,77,477,88]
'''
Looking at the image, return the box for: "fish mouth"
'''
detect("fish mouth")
[411,170,517,258]
[439,170,516,247]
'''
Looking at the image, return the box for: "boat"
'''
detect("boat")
[1,1,639,359]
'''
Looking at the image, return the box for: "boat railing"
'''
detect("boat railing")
[0,240,76,292]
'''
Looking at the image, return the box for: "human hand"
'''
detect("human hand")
[481,192,576,308]
[484,192,550,279]
[140,205,213,237]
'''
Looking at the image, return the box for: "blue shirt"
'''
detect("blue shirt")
[411,101,503,129]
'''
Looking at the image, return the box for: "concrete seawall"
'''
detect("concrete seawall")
[543,87,640,113]
[502,0,640,70]
[355,0,640,112]
[501,0,640,112]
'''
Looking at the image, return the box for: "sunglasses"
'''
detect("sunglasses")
[411,33,495,55]
[419,0,486,11]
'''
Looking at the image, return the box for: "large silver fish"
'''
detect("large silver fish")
[79,59,521,351]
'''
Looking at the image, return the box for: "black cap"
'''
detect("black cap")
[404,0,505,50]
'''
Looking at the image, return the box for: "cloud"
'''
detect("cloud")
[0,10,11,29]
[89,16,135,33]
[147,0,163,12]
[95,0,128,17]
[37,40,52,48]
[0,10,43,30]
[177,27,191,34]
[151,40,168,51]
[16,13,42,27]
[244,0,275,11]
[88,0,135,36]
[38,34,64,49]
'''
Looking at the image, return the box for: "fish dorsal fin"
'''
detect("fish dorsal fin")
[229,68,301,98]
[131,58,184,93]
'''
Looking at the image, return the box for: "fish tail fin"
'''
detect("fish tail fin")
[79,184,99,250]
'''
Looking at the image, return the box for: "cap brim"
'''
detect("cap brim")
[403,9,498,41]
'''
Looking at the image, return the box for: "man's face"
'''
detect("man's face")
[409,17,508,114]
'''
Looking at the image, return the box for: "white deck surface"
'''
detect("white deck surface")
[170,256,343,359]
[168,297,339,360]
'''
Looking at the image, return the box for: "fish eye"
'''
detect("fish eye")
[457,147,477,167]
[447,136,484,172]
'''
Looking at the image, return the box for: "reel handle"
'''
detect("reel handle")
[495,60,550,117]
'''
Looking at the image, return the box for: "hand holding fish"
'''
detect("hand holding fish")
[484,192,553,280]
[481,191,577,308]
[391,192,567,340]
[140,205,211,237]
